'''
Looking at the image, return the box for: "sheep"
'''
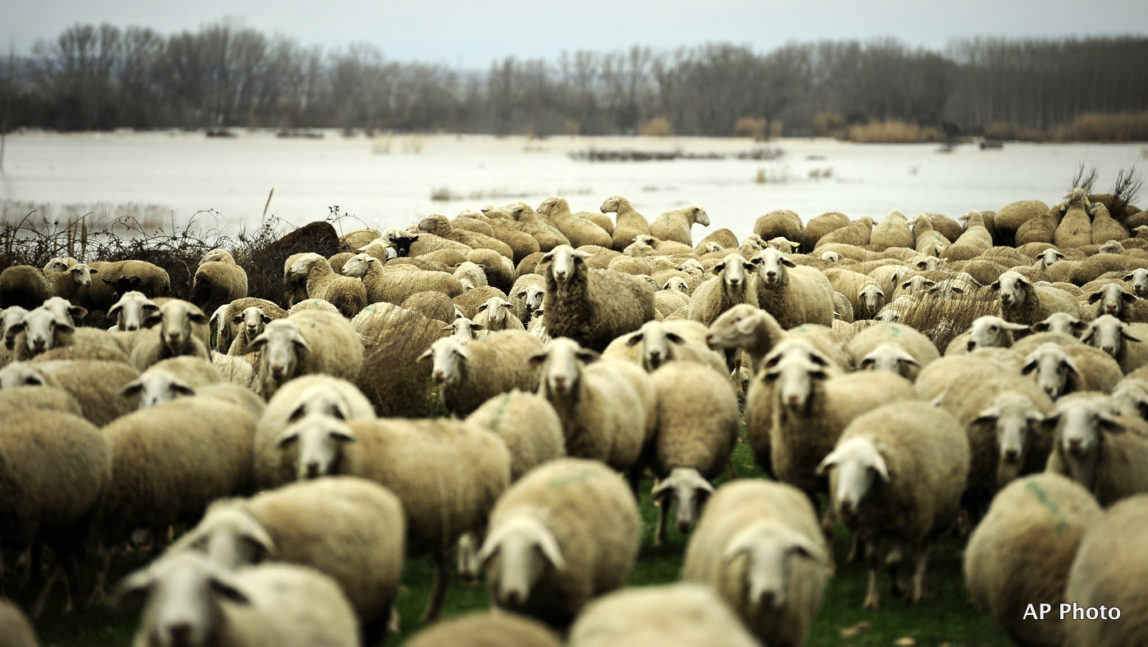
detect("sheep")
[537,245,656,352]
[510,274,546,321]
[465,390,565,482]
[567,583,761,647]
[419,330,543,417]
[478,458,640,628]
[0,360,139,426]
[706,304,844,376]
[130,299,211,370]
[1054,187,1093,248]
[1063,496,1148,647]
[107,291,159,332]
[120,357,223,408]
[647,362,739,547]
[685,253,759,327]
[814,216,872,249]
[992,270,1080,327]
[452,285,508,319]
[208,298,287,353]
[651,205,710,246]
[1123,267,1148,296]
[75,259,169,313]
[251,310,363,398]
[940,210,993,261]
[192,249,248,314]
[273,413,510,622]
[697,227,738,252]
[653,287,689,320]
[467,213,543,264]
[401,290,456,323]
[0,599,37,647]
[1021,342,1122,398]
[801,211,849,252]
[870,210,914,250]
[6,304,84,360]
[964,473,1101,647]
[752,247,835,328]
[406,612,561,647]
[252,375,376,489]
[600,194,651,251]
[910,214,952,255]
[1031,311,1088,337]
[221,307,273,356]
[452,260,489,291]
[116,553,358,647]
[285,252,365,318]
[0,410,110,616]
[170,477,405,644]
[947,315,1030,353]
[534,197,611,249]
[1083,281,1148,322]
[356,317,449,418]
[750,344,916,499]
[0,384,82,416]
[1042,393,1148,505]
[816,401,969,609]
[846,322,939,380]
[418,213,515,258]
[0,263,95,309]
[682,480,829,647]
[532,338,654,490]
[349,303,423,341]
[1081,314,1148,373]
[473,296,526,332]
[604,319,728,375]
[753,209,803,244]
[502,202,571,252]
[1091,201,1129,244]
[92,398,259,601]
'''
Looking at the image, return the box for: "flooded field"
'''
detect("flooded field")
[1,131,1144,236]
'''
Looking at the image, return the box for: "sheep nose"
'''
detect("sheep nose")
[167,333,181,344]
[677,519,691,534]
[1003,449,1019,463]
[1068,439,1084,454]
[271,365,285,378]
[729,278,741,288]
[305,462,320,479]
[126,324,138,331]
[552,376,566,389]
[166,623,193,647]
[1102,346,1115,355]
[839,497,854,515]
[432,370,444,382]
[765,271,777,281]
[32,337,46,349]
[554,271,568,281]
[967,340,976,351]
[786,394,800,407]
[757,591,777,609]
[1001,295,1012,304]
[502,588,522,607]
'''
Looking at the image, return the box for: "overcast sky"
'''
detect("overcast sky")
[7,0,1148,64]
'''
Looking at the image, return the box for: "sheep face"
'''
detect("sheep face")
[109,291,159,331]
[599,195,622,214]
[1112,382,1148,419]
[752,248,793,288]
[651,468,713,535]
[275,413,356,480]
[43,257,75,272]
[816,437,889,523]
[625,322,684,372]
[199,248,235,266]
[819,251,840,263]
[339,254,372,279]
[529,338,596,397]
[858,284,886,316]
[236,307,272,343]
[897,275,936,296]
[1088,284,1137,318]
[911,256,942,272]
[1,306,28,349]
[662,277,689,295]
[1123,268,1148,297]
[66,263,95,289]
[706,305,771,352]
[0,362,46,389]
[175,505,275,570]
[450,316,480,341]
[698,242,724,254]
[858,344,917,378]
[12,307,72,355]
[419,337,471,386]
[148,301,208,355]
[478,515,566,610]
[1098,240,1124,254]
[539,245,591,286]
[286,386,355,424]
[1038,249,1065,269]
[991,272,1032,308]
[722,520,825,611]
[122,370,196,409]
[691,207,711,227]
[476,298,512,329]
[521,285,545,313]
[1082,314,1140,358]
[972,392,1044,484]
[115,552,247,647]
[252,320,309,384]
[967,316,1028,351]
[1041,398,1122,488]
[714,254,751,299]
[1031,312,1086,337]
[1021,344,1079,398]
[762,348,829,412]
[41,296,86,325]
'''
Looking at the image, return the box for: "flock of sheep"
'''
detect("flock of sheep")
[1,187,1148,647]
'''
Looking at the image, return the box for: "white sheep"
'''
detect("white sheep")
[532,338,655,491]
[567,583,760,647]
[945,315,1030,354]
[120,357,223,409]
[1080,314,1148,373]
[964,473,1101,647]
[465,390,565,482]
[419,330,543,417]
[453,260,489,291]
[1122,267,1148,297]
[1063,496,1148,647]
[0,262,95,309]
[846,321,939,380]
[1030,311,1087,337]
[478,458,640,627]
[287,252,365,317]
[226,306,281,356]
[250,310,363,398]
[192,249,249,314]
[604,319,727,375]
[991,270,1080,327]
[686,253,759,326]
[473,296,525,332]
[0,359,140,427]
[1021,342,1122,398]
[169,477,405,645]
[647,362,739,546]
[650,205,710,246]
[751,247,835,328]
[116,553,358,647]
[130,299,211,370]
[1042,393,1148,506]
[682,479,829,647]
[273,413,510,622]
[107,291,159,331]
[405,612,561,647]
[816,401,969,608]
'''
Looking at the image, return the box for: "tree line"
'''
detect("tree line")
[3,22,1147,138]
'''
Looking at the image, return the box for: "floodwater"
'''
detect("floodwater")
[0,130,1144,238]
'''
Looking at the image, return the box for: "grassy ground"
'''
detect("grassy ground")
[18,425,1010,647]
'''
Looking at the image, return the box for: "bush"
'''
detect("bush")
[734,116,766,140]
[813,112,847,138]
[847,119,943,143]
[1051,111,1148,143]
[639,116,673,137]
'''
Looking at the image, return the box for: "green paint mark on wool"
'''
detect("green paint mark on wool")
[1025,478,1068,534]
[489,392,511,434]
[549,469,593,489]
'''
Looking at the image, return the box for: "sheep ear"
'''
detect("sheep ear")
[575,349,601,364]
[1062,357,1081,377]
[815,450,840,476]
[274,428,300,447]
[209,573,250,605]
[711,262,726,276]
[514,289,527,299]
[780,256,796,268]
[859,357,875,370]
[1122,292,1138,304]
[1081,326,1097,346]
[897,353,919,368]
[143,312,163,327]
[571,249,593,260]
[651,479,672,500]
[665,332,685,345]
[1123,273,1135,281]
[972,408,999,426]
[989,280,1001,291]
[120,380,144,398]
[1070,320,1088,335]
[188,311,208,325]
[260,313,272,323]
[249,332,269,351]
[108,303,123,318]
[1088,292,1103,304]
[526,351,548,367]
[623,332,643,347]
[1121,327,1142,343]
[1021,359,1038,375]
[110,568,154,608]
[535,529,567,572]
[329,427,357,443]
[67,305,87,321]
[1031,322,1050,332]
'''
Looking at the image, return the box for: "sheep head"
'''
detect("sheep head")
[539,245,590,286]
[651,467,713,536]
[816,437,889,522]
[1021,343,1080,398]
[252,319,309,383]
[529,337,596,397]
[761,344,831,412]
[713,254,751,297]
[121,369,197,409]
[478,515,566,610]
[1040,395,1124,490]
[275,412,356,480]
[418,336,472,386]
[972,392,1045,485]
[109,291,159,331]
[1087,283,1137,317]
[858,344,918,378]
[11,306,73,355]
[1031,312,1086,337]
[171,502,276,569]
[752,247,794,288]
[990,271,1032,308]
[1081,314,1141,358]
[0,362,47,389]
[722,519,827,611]
[149,300,208,356]
[1122,268,1148,297]
[235,307,273,343]
[966,316,1028,351]
[1,306,28,350]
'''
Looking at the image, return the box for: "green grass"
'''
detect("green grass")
[19,426,1010,647]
